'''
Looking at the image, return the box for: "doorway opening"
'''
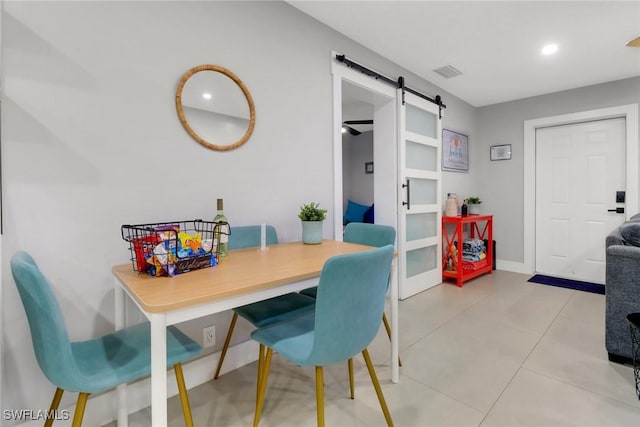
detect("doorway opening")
[331,59,397,241]
[341,82,375,227]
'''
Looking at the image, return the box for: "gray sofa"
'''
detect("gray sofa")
[605,212,640,364]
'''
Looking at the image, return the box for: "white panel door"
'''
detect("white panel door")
[397,90,442,299]
[536,118,626,283]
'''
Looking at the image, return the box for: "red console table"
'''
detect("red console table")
[442,214,493,287]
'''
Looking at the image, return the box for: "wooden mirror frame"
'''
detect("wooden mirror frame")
[176,65,256,151]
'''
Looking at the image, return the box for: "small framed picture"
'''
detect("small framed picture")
[490,144,512,161]
[365,161,374,174]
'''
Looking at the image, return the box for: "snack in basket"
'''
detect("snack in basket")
[178,231,204,255]
[131,234,160,273]
[147,243,178,277]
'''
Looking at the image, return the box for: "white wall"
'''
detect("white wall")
[476,77,640,265]
[1,1,477,422]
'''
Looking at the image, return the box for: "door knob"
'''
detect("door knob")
[608,207,625,214]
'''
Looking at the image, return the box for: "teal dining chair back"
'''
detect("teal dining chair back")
[305,244,395,365]
[228,225,278,250]
[11,251,201,427]
[299,222,400,396]
[251,245,395,426]
[213,225,316,379]
[11,252,76,390]
[344,222,397,250]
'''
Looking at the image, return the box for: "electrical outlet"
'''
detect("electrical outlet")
[203,325,216,348]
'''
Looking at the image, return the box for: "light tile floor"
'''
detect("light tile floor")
[106,270,640,426]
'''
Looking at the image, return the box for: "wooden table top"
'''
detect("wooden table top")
[112,240,372,313]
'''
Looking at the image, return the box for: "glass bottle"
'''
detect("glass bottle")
[461,199,468,216]
[214,198,229,257]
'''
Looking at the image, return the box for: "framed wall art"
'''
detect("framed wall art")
[442,129,469,172]
[490,144,512,161]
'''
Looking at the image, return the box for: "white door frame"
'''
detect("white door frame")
[330,52,397,240]
[331,54,400,384]
[523,104,639,274]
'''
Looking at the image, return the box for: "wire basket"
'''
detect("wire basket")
[121,219,229,277]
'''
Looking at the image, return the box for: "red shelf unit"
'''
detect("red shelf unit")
[442,214,493,287]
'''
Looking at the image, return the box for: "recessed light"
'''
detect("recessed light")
[541,44,558,55]
[202,92,212,100]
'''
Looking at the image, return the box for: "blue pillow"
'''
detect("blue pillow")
[363,204,375,223]
[344,200,370,223]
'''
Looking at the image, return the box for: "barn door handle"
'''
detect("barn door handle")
[608,207,625,214]
[402,179,410,210]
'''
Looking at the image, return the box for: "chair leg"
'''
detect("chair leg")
[362,348,394,427]
[253,347,273,427]
[214,312,239,379]
[347,358,355,399]
[45,387,64,427]
[257,344,265,402]
[71,392,90,427]
[382,313,402,367]
[315,366,325,427]
[174,363,194,427]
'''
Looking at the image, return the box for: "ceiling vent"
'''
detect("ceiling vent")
[433,65,463,79]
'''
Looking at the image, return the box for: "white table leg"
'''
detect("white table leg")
[150,313,168,427]
[390,258,399,383]
[114,281,128,427]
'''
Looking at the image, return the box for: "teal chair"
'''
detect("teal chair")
[10,251,201,427]
[214,225,316,379]
[301,222,401,370]
[251,245,395,427]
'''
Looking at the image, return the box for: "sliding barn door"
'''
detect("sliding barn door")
[397,90,442,299]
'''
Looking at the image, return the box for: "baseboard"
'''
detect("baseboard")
[15,340,259,427]
[495,259,531,275]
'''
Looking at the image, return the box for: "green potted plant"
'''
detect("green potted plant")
[466,197,482,215]
[299,202,327,244]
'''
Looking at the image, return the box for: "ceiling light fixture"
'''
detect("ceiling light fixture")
[202,92,212,100]
[541,44,558,55]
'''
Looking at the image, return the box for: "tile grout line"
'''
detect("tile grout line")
[476,289,577,426]
[518,364,640,411]
[393,283,501,357]
[391,281,526,421]
[515,289,639,410]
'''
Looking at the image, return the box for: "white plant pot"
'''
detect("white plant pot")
[469,204,480,215]
[301,221,323,244]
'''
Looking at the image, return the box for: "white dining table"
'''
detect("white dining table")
[112,240,399,426]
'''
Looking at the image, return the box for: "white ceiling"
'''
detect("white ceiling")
[287,1,640,107]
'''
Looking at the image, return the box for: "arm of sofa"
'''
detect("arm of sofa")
[605,244,640,361]
[606,231,626,248]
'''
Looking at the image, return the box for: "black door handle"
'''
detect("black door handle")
[608,207,625,214]
[402,179,410,210]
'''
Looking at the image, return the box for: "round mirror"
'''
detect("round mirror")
[176,65,255,151]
